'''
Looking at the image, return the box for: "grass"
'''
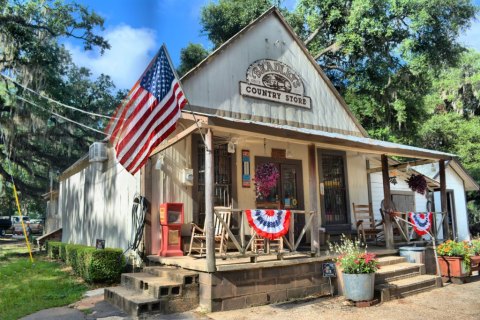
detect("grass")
[0,242,89,320]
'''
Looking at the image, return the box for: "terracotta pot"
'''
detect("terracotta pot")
[471,255,480,265]
[437,256,469,278]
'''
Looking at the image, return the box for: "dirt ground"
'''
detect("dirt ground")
[206,278,480,320]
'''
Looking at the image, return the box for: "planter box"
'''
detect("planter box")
[437,256,469,278]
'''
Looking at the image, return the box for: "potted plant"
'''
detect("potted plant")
[470,239,480,270]
[329,235,379,301]
[436,240,471,278]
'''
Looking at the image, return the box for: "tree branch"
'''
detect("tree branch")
[304,27,322,46]
[314,42,341,60]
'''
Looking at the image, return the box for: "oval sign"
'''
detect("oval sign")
[246,59,304,95]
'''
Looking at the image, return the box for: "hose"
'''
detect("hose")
[122,195,148,258]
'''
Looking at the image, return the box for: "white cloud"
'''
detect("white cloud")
[66,25,158,90]
[459,20,480,52]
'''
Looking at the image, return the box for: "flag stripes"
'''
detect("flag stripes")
[105,46,187,174]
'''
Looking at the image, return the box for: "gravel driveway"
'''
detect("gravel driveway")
[206,278,480,320]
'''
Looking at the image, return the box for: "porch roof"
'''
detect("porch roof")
[202,114,456,160]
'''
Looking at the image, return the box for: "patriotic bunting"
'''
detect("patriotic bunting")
[245,209,291,240]
[408,212,433,236]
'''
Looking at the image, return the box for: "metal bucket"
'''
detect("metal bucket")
[342,273,375,301]
[399,246,426,264]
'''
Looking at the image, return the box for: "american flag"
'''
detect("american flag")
[106,45,187,174]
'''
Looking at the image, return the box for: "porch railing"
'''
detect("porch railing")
[214,208,320,259]
[381,210,448,243]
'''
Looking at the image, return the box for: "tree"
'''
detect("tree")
[0,0,119,215]
[177,43,209,77]
[192,0,477,142]
[200,0,275,48]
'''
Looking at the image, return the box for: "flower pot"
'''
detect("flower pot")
[342,272,375,301]
[471,255,480,274]
[437,256,469,278]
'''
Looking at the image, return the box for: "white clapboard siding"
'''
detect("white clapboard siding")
[182,13,363,136]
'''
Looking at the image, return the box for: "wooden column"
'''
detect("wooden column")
[308,144,320,256]
[439,159,450,240]
[141,160,153,255]
[381,154,395,249]
[205,129,216,272]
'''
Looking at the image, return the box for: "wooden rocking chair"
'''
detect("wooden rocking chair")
[188,206,231,257]
[352,203,383,244]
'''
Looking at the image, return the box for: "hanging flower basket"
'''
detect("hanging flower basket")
[405,174,427,195]
[254,163,279,199]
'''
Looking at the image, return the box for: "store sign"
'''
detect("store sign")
[240,59,311,109]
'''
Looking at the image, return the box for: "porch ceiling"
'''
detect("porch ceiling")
[202,114,455,161]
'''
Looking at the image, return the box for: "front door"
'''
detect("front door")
[254,157,304,211]
[317,150,351,233]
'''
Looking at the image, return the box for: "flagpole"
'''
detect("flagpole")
[162,43,209,152]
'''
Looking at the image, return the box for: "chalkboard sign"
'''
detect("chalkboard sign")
[322,262,337,277]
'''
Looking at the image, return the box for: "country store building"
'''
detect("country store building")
[55,8,478,315]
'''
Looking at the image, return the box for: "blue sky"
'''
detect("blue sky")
[67,0,480,90]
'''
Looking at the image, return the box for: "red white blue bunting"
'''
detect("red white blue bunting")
[245,209,291,240]
[408,212,433,236]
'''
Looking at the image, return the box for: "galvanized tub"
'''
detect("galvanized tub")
[342,273,375,301]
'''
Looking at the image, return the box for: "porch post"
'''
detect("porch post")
[308,144,320,256]
[381,154,395,249]
[205,128,216,272]
[141,160,153,255]
[439,159,450,240]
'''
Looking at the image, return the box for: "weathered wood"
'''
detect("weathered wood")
[141,160,153,255]
[149,122,202,157]
[367,159,435,174]
[214,210,243,254]
[381,154,395,249]
[308,144,320,256]
[439,160,450,240]
[205,129,216,272]
[207,117,453,160]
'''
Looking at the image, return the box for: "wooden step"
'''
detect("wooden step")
[377,256,407,267]
[375,274,442,302]
[375,262,424,284]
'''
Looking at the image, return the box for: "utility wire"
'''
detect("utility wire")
[1,73,117,120]
[16,95,109,136]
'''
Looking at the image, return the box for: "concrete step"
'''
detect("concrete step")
[375,262,424,284]
[105,286,164,317]
[121,272,184,298]
[143,266,199,286]
[105,285,200,317]
[375,274,442,302]
[377,256,407,267]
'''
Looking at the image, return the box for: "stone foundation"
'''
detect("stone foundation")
[199,261,333,312]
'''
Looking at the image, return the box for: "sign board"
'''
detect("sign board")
[96,239,105,250]
[322,262,337,277]
[242,150,251,188]
[240,59,311,109]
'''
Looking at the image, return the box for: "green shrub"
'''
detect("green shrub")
[46,241,61,259]
[65,244,84,272]
[47,242,125,284]
[59,242,67,261]
[83,248,125,283]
